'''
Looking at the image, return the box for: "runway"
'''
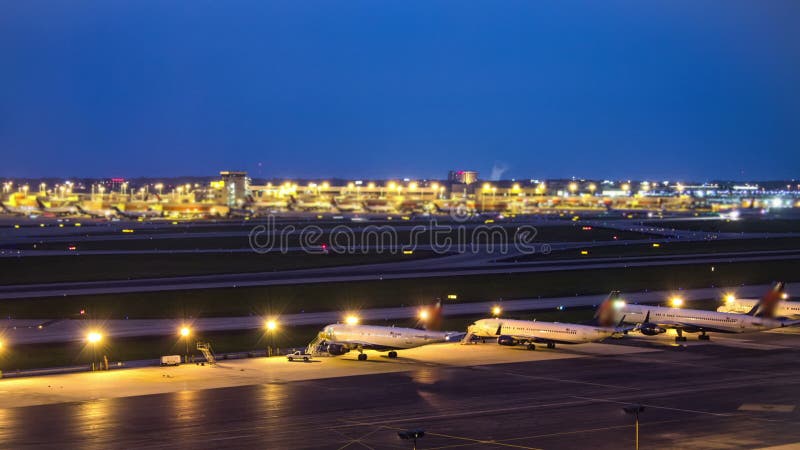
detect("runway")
[2,330,800,449]
[2,249,798,299]
[0,284,776,345]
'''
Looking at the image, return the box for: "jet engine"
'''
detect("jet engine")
[638,323,666,336]
[326,343,350,355]
[497,335,519,346]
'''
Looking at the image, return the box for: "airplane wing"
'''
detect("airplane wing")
[638,319,734,334]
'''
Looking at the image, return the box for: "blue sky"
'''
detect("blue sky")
[1,1,798,180]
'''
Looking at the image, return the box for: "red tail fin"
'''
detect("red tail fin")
[747,282,786,318]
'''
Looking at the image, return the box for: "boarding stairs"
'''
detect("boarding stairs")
[306,335,331,356]
[460,332,476,344]
[196,342,217,365]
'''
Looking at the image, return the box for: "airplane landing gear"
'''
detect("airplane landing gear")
[675,329,688,343]
[358,353,368,361]
[527,344,536,351]
[698,332,710,341]
[546,342,556,349]
[388,351,398,359]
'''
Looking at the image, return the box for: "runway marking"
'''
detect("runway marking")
[334,424,383,450]
[571,395,734,417]
[486,368,641,391]
[426,418,691,449]
[340,419,541,450]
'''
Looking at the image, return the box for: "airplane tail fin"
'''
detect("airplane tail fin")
[747,282,786,318]
[421,300,444,331]
[591,291,623,327]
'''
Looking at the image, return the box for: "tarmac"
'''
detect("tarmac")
[3,329,800,448]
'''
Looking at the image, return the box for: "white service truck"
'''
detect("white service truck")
[160,355,182,366]
[286,351,312,362]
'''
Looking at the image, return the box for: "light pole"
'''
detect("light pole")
[265,319,278,357]
[623,404,645,450]
[87,331,102,371]
[180,326,191,363]
[398,429,425,450]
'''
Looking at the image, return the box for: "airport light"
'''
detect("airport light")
[588,183,597,193]
[265,319,278,357]
[492,305,502,317]
[87,331,103,371]
[782,292,789,300]
[621,183,631,192]
[669,296,684,308]
[180,326,191,363]
[345,315,360,326]
[418,309,430,321]
[568,182,578,194]
[612,299,626,310]
[724,294,736,305]
[87,331,102,344]
[623,404,645,450]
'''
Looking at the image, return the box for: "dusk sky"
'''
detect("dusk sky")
[1,1,799,180]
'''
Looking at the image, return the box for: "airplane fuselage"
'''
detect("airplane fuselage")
[717,299,800,319]
[615,304,786,334]
[321,323,460,351]
[468,318,616,345]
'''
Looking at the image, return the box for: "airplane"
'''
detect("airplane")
[289,195,332,211]
[112,206,163,219]
[332,197,363,213]
[615,282,798,342]
[76,205,118,219]
[226,206,255,218]
[36,199,79,216]
[1,202,41,216]
[362,201,396,214]
[312,302,464,360]
[464,292,630,350]
[716,290,798,318]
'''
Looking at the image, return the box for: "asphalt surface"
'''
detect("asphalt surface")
[2,249,799,299]
[0,284,775,344]
[3,331,800,449]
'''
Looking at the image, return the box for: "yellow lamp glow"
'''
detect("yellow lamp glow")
[345,315,360,326]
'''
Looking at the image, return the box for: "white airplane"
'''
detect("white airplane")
[615,282,798,342]
[290,196,332,211]
[1,202,41,216]
[333,198,363,212]
[313,303,464,360]
[465,292,629,350]
[717,289,798,318]
[76,205,118,219]
[362,201,396,213]
[36,199,79,216]
[112,206,162,219]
